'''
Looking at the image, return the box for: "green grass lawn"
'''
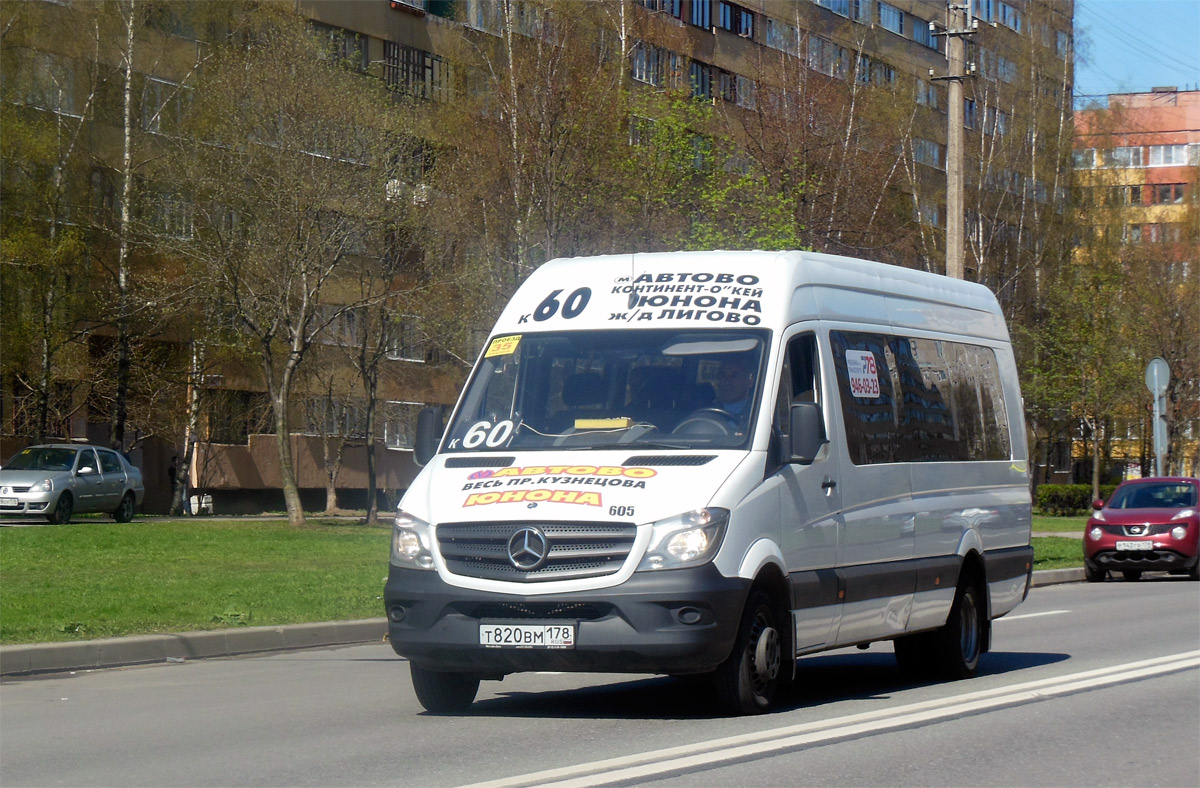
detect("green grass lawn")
[1032,514,1088,533]
[0,519,390,645]
[1,518,1084,645]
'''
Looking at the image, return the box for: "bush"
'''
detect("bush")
[1035,484,1119,515]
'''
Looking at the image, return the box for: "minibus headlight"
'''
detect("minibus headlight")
[637,508,729,571]
[392,510,435,570]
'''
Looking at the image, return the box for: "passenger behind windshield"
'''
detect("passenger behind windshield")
[443,329,768,453]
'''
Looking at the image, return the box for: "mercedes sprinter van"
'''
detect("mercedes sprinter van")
[385,250,1033,715]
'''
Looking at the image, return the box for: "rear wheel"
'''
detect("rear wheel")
[113,493,135,523]
[46,493,72,525]
[896,570,984,680]
[409,664,479,713]
[1085,564,1107,583]
[713,589,785,715]
[1122,570,1142,582]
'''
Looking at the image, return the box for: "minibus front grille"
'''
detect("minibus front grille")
[437,520,637,582]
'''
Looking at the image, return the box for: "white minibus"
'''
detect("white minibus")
[386,250,1032,715]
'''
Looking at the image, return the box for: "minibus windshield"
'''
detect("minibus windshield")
[442,329,770,453]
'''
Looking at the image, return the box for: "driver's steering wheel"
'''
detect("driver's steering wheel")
[672,407,738,436]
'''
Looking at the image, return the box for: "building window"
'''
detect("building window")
[690,61,713,100]
[318,305,361,347]
[1148,144,1188,166]
[1103,146,1142,168]
[916,78,939,109]
[631,41,663,85]
[311,23,368,72]
[383,401,424,449]
[808,36,849,79]
[20,51,76,116]
[141,76,191,135]
[149,191,194,239]
[913,17,938,49]
[1055,30,1070,56]
[815,0,851,19]
[689,0,711,29]
[914,137,944,170]
[765,18,799,54]
[464,0,502,33]
[384,41,452,102]
[976,0,995,23]
[717,2,753,37]
[963,98,977,129]
[878,2,904,34]
[996,55,1017,83]
[1073,148,1096,169]
[998,1,1022,31]
[639,0,682,15]
[1152,183,1186,204]
[985,106,1009,136]
[387,316,427,362]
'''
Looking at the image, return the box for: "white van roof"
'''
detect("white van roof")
[494,250,1009,342]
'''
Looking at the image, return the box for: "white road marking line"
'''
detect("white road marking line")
[460,650,1200,788]
[997,609,1071,621]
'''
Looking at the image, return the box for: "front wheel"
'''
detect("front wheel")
[46,493,73,525]
[113,493,135,523]
[409,664,480,713]
[1085,564,1107,583]
[713,589,785,715]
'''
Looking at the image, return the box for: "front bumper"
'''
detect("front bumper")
[384,563,750,676]
[1086,549,1198,574]
[0,492,56,515]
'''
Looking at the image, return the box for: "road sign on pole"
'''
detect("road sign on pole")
[1144,358,1170,476]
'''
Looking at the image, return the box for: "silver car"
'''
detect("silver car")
[0,444,145,524]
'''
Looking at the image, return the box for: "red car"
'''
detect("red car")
[1084,477,1199,582]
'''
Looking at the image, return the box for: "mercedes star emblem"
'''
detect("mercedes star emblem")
[507,526,548,570]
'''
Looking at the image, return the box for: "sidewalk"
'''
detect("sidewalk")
[0,569,1085,678]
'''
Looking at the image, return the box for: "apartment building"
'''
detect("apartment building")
[1074,88,1199,258]
[1,0,1075,512]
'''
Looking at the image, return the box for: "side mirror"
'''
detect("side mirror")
[414,406,445,467]
[1092,499,1104,510]
[77,466,96,476]
[788,402,827,465]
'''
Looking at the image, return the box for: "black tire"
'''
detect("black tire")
[1085,564,1107,583]
[1122,570,1142,582]
[409,664,479,713]
[113,493,135,523]
[46,493,73,525]
[893,631,933,677]
[915,570,985,681]
[1189,561,1200,582]
[713,589,785,715]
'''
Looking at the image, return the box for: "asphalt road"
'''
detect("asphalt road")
[2,578,1197,788]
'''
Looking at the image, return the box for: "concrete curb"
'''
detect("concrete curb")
[1,569,1087,678]
[0,618,387,677]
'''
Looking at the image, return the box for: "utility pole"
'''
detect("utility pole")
[931,3,977,279]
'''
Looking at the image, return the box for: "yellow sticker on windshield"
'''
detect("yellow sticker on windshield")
[485,335,521,357]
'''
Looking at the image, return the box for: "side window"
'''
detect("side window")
[830,331,900,464]
[772,333,821,462]
[76,449,98,472]
[832,331,1011,465]
[98,450,123,475]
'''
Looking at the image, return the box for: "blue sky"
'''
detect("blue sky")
[1073,0,1200,100]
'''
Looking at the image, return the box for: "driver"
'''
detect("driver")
[712,354,756,429]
